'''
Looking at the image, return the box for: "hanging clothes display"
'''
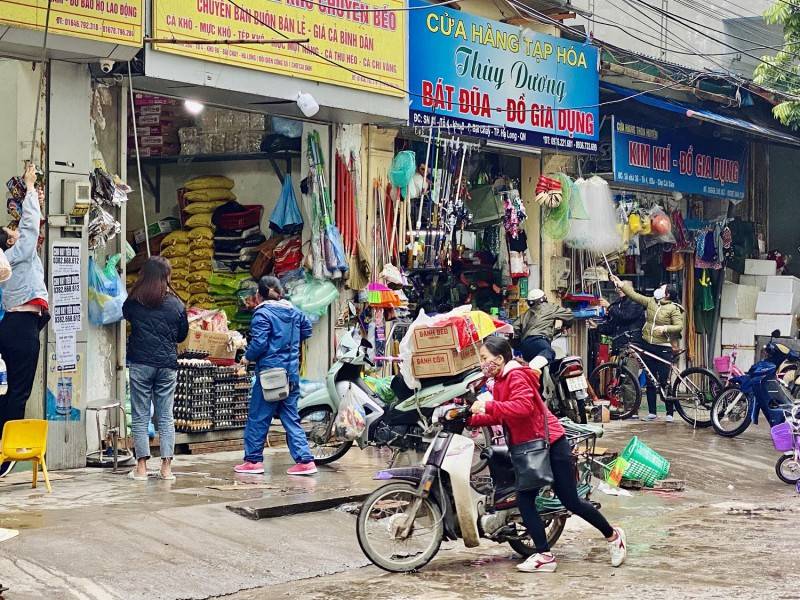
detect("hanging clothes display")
[564,176,622,254]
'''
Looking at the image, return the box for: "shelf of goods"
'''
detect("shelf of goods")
[174,358,251,434]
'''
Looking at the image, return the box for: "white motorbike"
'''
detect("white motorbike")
[355,401,601,572]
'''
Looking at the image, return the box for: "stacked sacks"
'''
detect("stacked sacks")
[161,230,191,302]
[182,175,235,307]
[208,272,254,329]
[212,201,265,273]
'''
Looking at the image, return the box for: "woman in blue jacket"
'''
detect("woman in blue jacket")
[235,276,316,476]
[123,257,188,481]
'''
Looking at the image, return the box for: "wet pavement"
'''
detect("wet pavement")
[0,419,797,599]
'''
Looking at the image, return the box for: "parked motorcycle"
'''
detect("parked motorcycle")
[297,330,492,472]
[532,332,590,424]
[711,332,800,438]
[355,402,601,572]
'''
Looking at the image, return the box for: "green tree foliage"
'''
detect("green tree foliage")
[754,1,800,129]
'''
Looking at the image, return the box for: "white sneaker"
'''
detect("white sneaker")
[665,415,674,423]
[643,414,658,421]
[517,552,558,573]
[0,461,15,478]
[608,527,627,567]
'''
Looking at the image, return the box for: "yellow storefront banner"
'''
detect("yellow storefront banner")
[0,0,143,46]
[152,0,406,97]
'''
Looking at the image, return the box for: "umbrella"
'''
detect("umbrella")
[269,174,303,235]
[424,309,513,351]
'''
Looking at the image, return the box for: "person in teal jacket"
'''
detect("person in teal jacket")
[235,276,317,476]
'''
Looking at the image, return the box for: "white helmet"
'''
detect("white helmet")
[527,288,545,302]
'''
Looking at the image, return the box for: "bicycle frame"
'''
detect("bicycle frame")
[620,343,693,402]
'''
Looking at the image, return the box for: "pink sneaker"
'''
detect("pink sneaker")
[287,462,317,476]
[234,461,264,474]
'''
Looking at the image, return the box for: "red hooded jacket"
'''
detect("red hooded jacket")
[469,361,565,446]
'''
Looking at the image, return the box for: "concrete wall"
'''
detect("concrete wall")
[566,0,781,76]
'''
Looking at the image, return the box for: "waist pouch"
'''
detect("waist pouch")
[259,368,290,402]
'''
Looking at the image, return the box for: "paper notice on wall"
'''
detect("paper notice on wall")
[55,332,77,371]
[51,242,82,334]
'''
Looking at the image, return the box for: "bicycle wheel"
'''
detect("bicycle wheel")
[589,362,642,420]
[711,386,752,437]
[776,454,800,485]
[672,367,722,428]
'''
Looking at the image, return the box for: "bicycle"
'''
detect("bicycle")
[589,332,722,426]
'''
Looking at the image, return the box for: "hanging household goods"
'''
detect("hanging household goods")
[308,130,348,277]
[88,255,126,326]
[269,175,303,236]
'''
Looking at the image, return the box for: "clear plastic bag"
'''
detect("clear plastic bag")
[333,384,366,441]
[88,254,127,326]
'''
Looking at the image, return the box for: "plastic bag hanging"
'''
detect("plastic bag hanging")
[269,175,304,236]
[564,176,623,254]
[333,383,367,441]
[88,255,127,326]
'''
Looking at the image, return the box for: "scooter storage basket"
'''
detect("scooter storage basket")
[771,422,794,452]
[619,436,670,486]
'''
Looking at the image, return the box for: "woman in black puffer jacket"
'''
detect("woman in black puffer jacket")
[123,257,188,481]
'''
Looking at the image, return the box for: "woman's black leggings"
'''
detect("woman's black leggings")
[641,341,674,416]
[517,436,614,553]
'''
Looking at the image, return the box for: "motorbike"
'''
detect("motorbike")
[530,331,590,424]
[297,330,492,472]
[711,332,800,438]
[355,401,601,573]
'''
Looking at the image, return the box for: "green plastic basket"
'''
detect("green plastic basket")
[619,436,670,486]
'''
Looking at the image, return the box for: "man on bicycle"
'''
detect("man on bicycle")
[612,276,684,422]
[514,289,574,365]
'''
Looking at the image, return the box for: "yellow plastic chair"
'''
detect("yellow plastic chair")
[0,420,51,493]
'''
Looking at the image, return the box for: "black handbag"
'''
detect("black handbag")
[508,395,553,491]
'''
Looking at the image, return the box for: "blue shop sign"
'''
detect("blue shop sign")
[408,0,599,152]
[611,118,748,201]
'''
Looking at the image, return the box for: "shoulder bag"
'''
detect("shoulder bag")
[508,393,553,491]
[258,310,297,402]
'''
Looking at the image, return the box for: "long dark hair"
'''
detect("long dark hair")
[481,336,513,362]
[130,256,178,309]
[258,275,285,301]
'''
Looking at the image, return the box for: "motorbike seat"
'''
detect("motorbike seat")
[390,369,482,401]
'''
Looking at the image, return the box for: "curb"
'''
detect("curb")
[226,490,371,520]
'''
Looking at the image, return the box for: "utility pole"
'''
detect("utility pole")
[660,0,669,60]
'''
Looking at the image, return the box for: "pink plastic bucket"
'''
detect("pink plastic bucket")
[713,355,731,374]
[771,422,794,452]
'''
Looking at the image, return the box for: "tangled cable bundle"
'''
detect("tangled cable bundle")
[565,176,623,254]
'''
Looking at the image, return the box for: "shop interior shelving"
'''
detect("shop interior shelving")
[129,150,300,211]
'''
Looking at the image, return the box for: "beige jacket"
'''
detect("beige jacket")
[620,282,684,345]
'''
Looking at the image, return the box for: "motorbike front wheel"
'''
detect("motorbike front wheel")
[775,454,800,485]
[299,406,353,465]
[356,482,444,573]
[507,515,567,557]
[710,386,752,438]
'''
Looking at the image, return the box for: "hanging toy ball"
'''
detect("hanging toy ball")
[651,213,672,235]
[628,212,642,235]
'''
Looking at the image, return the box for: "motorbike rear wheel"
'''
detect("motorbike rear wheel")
[507,515,567,557]
[710,386,752,438]
[356,481,444,573]
[299,406,353,465]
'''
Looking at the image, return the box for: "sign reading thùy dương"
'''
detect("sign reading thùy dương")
[612,118,748,201]
[0,0,143,46]
[151,0,406,97]
[408,0,599,151]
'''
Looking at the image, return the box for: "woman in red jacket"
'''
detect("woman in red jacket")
[469,337,626,573]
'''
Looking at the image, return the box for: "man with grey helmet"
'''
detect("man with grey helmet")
[513,289,574,363]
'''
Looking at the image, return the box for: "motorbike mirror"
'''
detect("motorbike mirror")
[772,329,782,338]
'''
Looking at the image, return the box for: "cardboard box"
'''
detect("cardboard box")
[756,292,798,315]
[739,274,769,291]
[412,323,462,352]
[411,346,479,379]
[720,282,760,319]
[756,313,797,337]
[766,275,800,297]
[721,318,756,346]
[178,330,236,360]
[720,346,756,372]
[745,259,777,276]
[133,218,180,245]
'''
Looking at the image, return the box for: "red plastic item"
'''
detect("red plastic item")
[216,205,263,231]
